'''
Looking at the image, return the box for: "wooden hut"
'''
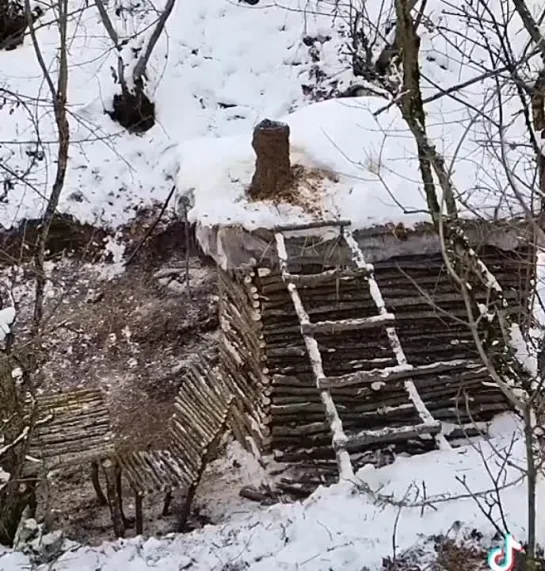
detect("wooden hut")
[178,98,536,489]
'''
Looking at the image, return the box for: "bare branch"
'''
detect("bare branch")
[133,0,176,84]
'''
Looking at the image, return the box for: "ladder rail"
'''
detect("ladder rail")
[275,232,355,481]
[342,228,451,450]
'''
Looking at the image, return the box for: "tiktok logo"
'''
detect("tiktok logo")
[487,534,525,571]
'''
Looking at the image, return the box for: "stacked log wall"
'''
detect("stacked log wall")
[255,242,534,464]
[217,268,271,455]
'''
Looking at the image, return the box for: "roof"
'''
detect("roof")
[177,96,526,232]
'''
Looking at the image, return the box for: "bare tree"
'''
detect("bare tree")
[320,0,545,564]
[24,0,70,336]
[0,0,71,546]
[388,1,543,565]
[94,0,176,133]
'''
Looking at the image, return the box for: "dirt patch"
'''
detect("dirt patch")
[108,86,155,134]
[30,257,219,452]
[253,164,339,217]
[0,214,109,265]
[0,209,260,543]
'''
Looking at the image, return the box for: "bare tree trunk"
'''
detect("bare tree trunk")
[0,353,35,546]
[132,0,176,84]
[393,0,456,218]
[523,405,537,567]
[511,0,545,214]
[25,0,70,335]
[94,0,177,133]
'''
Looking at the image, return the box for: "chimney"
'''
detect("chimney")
[248,119,292,201]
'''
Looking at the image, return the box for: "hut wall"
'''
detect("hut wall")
[254,242,534,465]
[217,268,271,455]
[216,228,535,467]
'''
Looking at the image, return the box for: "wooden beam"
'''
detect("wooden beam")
[135,493,143,536]
[318,359,477,389]
[301,314,396,335]
[284,267,371,286]
[273,219,351,232]
[345,421,442,448]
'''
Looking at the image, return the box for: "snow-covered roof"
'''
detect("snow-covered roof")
[177,96,526,232]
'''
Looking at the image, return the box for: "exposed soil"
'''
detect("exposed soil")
[0,209,271,544]
[109,86,156,134]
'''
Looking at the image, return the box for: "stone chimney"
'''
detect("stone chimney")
[248,119,292,201]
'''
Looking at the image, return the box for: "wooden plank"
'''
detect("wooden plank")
[301,314,395,335]
[284,267,370,286]
[345,421,442,448]
[273,219,351,232]
[318,359,478,389]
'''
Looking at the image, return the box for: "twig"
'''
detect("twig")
[124,184,176,267]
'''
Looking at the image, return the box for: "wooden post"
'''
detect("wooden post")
[176,434,222,533]
[248,119,292,201]
[91,461,107,505]
[134,492,143,536]
[102,459,125,538]
[162,490,172,516]
[27,480,37,519]
[177,481,198,533]
[114,463,131,528]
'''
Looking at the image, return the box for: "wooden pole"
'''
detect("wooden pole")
[162,490,172,516]
[134,492,143,536]
[114,462,132,528]
[91,461,107,505]
[102,459,125,538]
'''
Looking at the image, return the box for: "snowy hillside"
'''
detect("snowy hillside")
[3,0,545,568]
[1,0,544,230]
[0,0,353,228]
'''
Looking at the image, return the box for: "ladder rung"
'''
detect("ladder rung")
[342,421,442,448]
[318,359,474,389]
[284,267,371,286]
[301,314,395,335]
[318,364,414,389]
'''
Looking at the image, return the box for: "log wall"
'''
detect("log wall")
[218,237,535,470]
[218,268,272,455]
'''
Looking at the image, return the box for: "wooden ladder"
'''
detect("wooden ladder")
[274,220,451,481]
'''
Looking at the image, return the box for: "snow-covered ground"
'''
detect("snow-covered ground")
[2,0,545,568]
[0,0,352,228]
[0,414,540,571]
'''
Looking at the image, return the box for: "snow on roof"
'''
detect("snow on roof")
[0,0,353,230]
[0,414,540,570]
[177,95,526,232]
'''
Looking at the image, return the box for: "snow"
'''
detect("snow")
[0,0,351,230]
[178,95,528,231]
[2,0,539,232]
[0,413,542,571]
[0,306,16,343]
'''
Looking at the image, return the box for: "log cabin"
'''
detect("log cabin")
[177,97,538,489]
